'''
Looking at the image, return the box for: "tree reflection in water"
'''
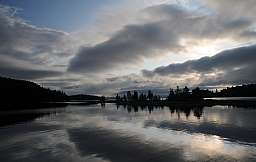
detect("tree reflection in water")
[116,104,203,119]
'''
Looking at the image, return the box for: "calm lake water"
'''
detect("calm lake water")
[1,103,256,162]
[204,97,256,101]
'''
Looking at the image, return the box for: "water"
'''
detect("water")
[1,103,256,162]
[204,97,256,101]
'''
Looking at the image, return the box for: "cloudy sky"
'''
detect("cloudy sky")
[1,0,256,95]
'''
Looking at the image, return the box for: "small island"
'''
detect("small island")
[114,85,256,108]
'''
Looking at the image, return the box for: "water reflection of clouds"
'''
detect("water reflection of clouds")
[0,123,110,162]
[56,105,256,161]
[64,105,256,144]
[2,104,256,162]
[66,120,254,162]
[203,106,256,128]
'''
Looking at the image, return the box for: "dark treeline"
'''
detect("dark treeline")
[0,76,107,110]
[116,84,256,104]
[0,76,68,102]
[116,86,210,103]
[116,90,161,103]
[217,84,256,97]
[0,77,68,110]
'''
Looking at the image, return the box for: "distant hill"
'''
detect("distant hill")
[0,76,106,110]
[0,76,68,109]
[217,84,256,97]
[68,94,102,101]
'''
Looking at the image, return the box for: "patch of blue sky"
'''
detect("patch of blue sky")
[0,0,121,31]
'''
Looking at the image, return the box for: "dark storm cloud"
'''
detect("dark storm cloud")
[67,4,203,73]
[68,3,255,73]
[142,44,256,84]
[67,4,202,73]
[68,22,179,73]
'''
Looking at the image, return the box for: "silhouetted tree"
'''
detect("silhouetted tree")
[133,91,138,101]
[168,88,175,100]
[175,86,182,95]
[100,96,106,103]
[127,91,132,101]
[147,90,153,101]
[123,95,127,102]
[192,87,201,98]
[183,86,190,95]
[116,94,121,101]
[139,93,144,101]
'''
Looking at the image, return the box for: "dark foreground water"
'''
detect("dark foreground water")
[1,104,256,162]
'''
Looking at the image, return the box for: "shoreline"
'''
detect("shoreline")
[1,98,256,111]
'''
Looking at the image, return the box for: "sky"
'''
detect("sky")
[0,0,256,95]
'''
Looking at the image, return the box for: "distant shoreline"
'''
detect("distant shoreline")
[2,97,256,111]
[1,76,256,110]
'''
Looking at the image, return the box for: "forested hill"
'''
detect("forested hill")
[68,94,102,101]
[217,84,256,97]
[0,76,68,105]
